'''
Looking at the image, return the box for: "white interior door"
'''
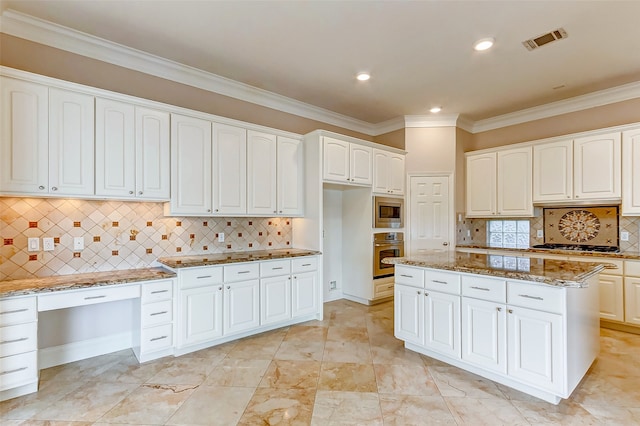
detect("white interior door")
[409,175,450,254]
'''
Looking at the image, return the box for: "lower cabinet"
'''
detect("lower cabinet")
[424,290,460,358]
[599,274,625,322]
[292,271,319,318]
[625,276,640,325]
[394,283,423,345]
[224,279,260,336]
[180,284,224,347]
[261,275,292,325]
[461,297,506,374]
[135,279,175,362]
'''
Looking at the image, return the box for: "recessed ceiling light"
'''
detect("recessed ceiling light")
[473,38,495,51]
[356,72,370,81]
[430,107,442,113]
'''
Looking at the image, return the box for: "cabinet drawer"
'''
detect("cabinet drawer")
[374,281,394,297]
[424,270,461,295]
[38,284,140,312]
[625,260,640,277]
[224,263,259,282]
[461,275,506,303]
[260,260,291,278]
[0,351,38,391]
[180,267,223,289]
[292,257,318,273]
[141,280,173,303]
[141,300,173,327]
[395,266,424,288]
[507,281,564,314]
[0,297,36,326]
[140,323,173,353]
[0,322,37,357]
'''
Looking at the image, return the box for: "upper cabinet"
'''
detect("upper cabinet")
[323,137,372,185]
[466,147,532,217]
[213,124,247,215]
[373,149,405,196]
[135,107,171,200]
[276,136,304,216]
[533,133,621,203]
[622,127,640,215]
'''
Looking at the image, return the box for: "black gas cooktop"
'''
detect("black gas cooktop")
[532,244,620,253]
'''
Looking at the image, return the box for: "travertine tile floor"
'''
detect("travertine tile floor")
[2,299,640,425]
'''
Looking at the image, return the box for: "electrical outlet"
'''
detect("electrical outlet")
[73,236,84,251]
[28,237,39,252]
[537,230,544,238]
[330,280,337,290]
[621,231,630,242]
[43,237,55,251]
[466,230,471,237]
[218,232,225,242]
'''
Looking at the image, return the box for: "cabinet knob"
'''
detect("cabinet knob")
[508,309,513,314]
[416,290,421,295]
[51,186,58,191]
[226,285,230,290]
[424,292,429,296]
[38,185,45,190]
[138,191,143,195]
[218,286,222,291]
[567,196,571,198]
[496,307,502,312]
[207,209,211,212]
[575,195,580,198]
[215,209,219,212]
[129,190,134,195]
[279,210,282,213]
[274,210,277,213]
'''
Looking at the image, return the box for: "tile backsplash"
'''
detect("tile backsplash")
[0,198,292,281]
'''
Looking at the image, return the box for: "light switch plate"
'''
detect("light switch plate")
[218,232,225,243]
[43,237,55,251]
[537,230,544,238]
[621,231,630,242]
[28,237,39,252]
[73,236,84,251]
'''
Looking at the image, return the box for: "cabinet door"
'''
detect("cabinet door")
[599,274,624,322]
[48,88,95,196]
[260,275,291,325]
[466,153,496,217]
[323,137,350,182]
[497,147,532,216]
[622,127,640,215]
[373,149,389,194]
[350,144,372,185]
[247,130,277,215]
[574,132,621,200]
[292,271,318,318]
[461,298,507,373]
[0,77,48,194]
[135,107,170,200]
[179,285,223,346]
[624,277,640,325]
[388,153,405,195]
[95,98,136,197]
[277,136,304,216]
[394,284,424,345]
[170,114,212,215]
[224,279,260,335]
[424,291,461,358]
[533,140,573,202]
[213,123,246,214]
[507,306,563,393]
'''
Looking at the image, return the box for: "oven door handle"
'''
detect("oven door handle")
[374,243,403,247]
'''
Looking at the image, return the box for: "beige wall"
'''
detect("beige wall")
[404,127,456,174]
[373,128,405,150]
[469,98,640,151]
[0,34,378,143]
[455,127,473,213]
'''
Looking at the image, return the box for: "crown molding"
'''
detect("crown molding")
[371,116,406,135]
[471,81,640,133]
[0,9,375,135]
[404,114,460,128]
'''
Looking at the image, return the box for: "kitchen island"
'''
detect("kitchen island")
[383,251,609,404]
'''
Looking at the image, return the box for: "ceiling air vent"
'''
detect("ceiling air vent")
[522,28,568,51]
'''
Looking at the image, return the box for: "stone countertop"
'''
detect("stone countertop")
[0,267,176,298]
[157,248,322,269]
[456,245,640,260]
[383,251,613,288]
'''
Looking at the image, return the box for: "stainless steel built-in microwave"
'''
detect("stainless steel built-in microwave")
[373,196,404,228]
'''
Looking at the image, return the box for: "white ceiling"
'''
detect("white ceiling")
[2,1,640,125]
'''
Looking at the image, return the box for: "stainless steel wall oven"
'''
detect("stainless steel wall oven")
[373,232,404,279]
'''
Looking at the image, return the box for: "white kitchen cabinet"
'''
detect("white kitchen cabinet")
[465,152,496,217]
[0,77,49,194]
[247,130,277,215]
[277,136,304,216]
[223,279,260,336]
[461,297,507,374]
[213,123,247,214]
[261,275,291,325]
[180,285,224,346]
[323,136,372,185]
[573,132,621,200]
[624,276,640,326]
[622,127,640,215]
[424,290,461,359]
[134,279,174,362]
[169,114,212,215]
[599,274,625,322]
[373,149,405,195]
[95,98,136,197]
[48,88,95,196]
[291,271,318,318]
[533,140,573,202]
[394,283,424,345]
[135,107,170,200]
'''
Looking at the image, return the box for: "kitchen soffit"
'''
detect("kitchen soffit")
[1,1,640,134]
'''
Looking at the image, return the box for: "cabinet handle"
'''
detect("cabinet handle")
[0,366,28,375]
[400,274,413,278]
[150,336,168,342]
[302,263,311,266]
[84,295,107,300]
[129,190,134,195]
[470,286,490,291]
[51,186,58,191]
[196,275,212,279]
[508,309,513,314]
[272,267,283,270]
[150,311,168,316]
[237,271,251,274]
[496,307,502,312]
[518,294,544,301]
[0,337,28,344]
[0,308,29,315]
[387,285,393,289]
[431,280,447,285]
[150,289,169,294]
[38,185,45,190]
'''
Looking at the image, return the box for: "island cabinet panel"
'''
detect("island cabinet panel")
[394,283,424,345]
[461,298,507,374]
[424,291,461,358]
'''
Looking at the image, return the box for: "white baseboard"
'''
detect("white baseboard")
[39,332,133,369]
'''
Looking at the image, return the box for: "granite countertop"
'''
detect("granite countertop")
[383,251,613,288]
[158,248,321,269]
[456,245,640,260]
[0,267,176,298]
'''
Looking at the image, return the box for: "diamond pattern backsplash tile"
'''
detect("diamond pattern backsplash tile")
[0,198,292,281]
